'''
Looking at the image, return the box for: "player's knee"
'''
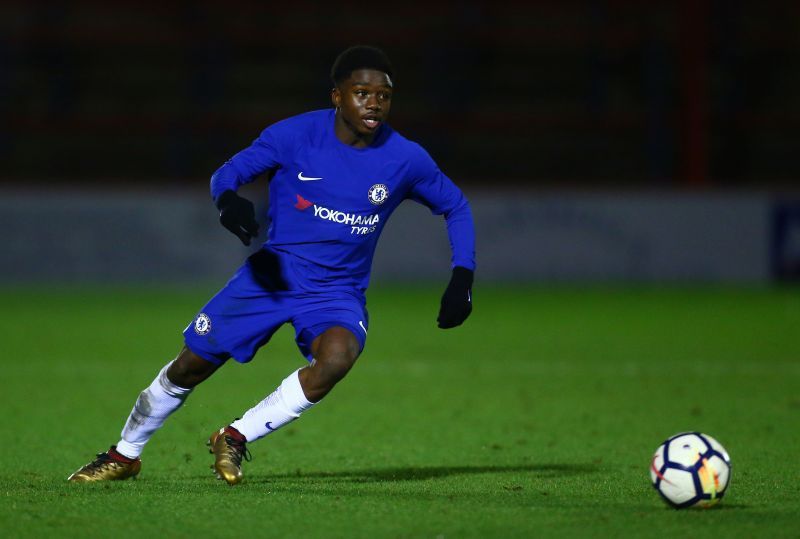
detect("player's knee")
[315,343,358,386]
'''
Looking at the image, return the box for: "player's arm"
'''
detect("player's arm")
[407,146,476,329]
[210,128,284,245]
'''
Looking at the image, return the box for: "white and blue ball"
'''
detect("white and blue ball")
[650,432,731,509]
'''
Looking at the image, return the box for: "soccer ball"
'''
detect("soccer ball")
[650,432,731,509]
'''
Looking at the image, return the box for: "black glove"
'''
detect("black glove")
[216,190,259,246]
[247,248,289,291]
[437,266,473,329]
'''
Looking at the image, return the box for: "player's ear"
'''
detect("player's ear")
[331,87,341,109]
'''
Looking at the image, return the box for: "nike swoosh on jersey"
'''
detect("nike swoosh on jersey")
[297,172,323,181]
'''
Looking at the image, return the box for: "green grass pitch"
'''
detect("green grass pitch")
[1,285,798,538]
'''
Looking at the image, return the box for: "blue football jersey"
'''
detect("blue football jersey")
[210,109,475,293]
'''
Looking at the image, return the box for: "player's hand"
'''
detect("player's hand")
[437,266,473,329]
[216,190,259,246]
[247,248,289,291]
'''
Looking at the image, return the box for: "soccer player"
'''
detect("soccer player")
[68,45,475,485]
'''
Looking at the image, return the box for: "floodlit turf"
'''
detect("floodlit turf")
[1,284,798,538]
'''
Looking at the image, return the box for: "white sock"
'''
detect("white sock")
[116,361,193,459]
[230,369,314,443]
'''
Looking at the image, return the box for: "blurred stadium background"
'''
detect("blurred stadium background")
[1,0,799,283]
[3,4,800,536]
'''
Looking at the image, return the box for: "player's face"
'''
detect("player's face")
[332,69,393,143]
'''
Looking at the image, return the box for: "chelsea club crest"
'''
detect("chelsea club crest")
[194,313,211,335]
[368,183,389,205]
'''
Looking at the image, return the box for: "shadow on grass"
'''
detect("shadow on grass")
[248,463,599,484]
[701,503,750,510]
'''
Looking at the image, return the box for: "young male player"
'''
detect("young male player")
[68,46,475,485]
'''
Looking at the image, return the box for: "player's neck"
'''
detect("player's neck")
[334,113,377,149]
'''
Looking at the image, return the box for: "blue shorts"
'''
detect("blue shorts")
[183,258,369,365]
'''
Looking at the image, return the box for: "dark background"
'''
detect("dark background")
[2,0,799,188]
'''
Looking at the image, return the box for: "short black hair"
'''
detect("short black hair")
[330,45,394,86]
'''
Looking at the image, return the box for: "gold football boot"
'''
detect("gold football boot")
[207,426,250,485]
[68,446,141,482]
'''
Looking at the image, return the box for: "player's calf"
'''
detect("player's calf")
[68,349,212,483]
[207,327,359,485]
[211,369,315,484]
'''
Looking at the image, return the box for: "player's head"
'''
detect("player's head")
[330,46,394,140]
[330,45,394,87]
